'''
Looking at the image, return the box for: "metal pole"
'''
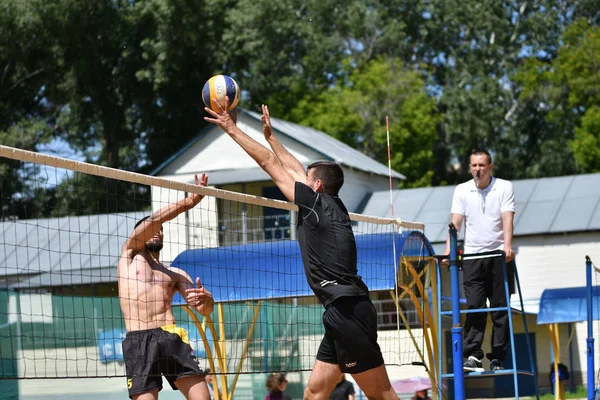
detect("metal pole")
[503,256,519,399]
[449,223,465,400]
[514,262,540,399]
[586,255,594,400]
[437,258,443,400]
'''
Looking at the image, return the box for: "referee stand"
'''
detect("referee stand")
[436,223,540,400]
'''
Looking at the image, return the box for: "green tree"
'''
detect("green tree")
[514,19,600,174]
[222,0,597,184]
[289,58,440,187]
[0,1,57,220]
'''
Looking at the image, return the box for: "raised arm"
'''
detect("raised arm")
[261,104,306,182]
[204,99,298,202]
[122,173,208,254]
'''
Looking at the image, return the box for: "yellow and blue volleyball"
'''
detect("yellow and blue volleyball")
[202,75,241,111]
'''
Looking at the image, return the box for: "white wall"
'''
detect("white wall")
[514,232,600,302]
[159,116,324,176]
[503,232,600,385]
[340,167,399,212]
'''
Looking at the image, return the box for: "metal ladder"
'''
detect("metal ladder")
[435,223,540,400]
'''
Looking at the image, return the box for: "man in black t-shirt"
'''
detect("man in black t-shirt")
[205,101,399,400]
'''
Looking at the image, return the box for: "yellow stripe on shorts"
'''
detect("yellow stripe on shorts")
[160,324,190,345]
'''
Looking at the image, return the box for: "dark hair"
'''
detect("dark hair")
[134,216,163,231]
[265,373,287,392]
[307,161,344,195]
[470,150,492,164]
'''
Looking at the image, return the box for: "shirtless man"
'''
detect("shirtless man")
[118,173,215,400]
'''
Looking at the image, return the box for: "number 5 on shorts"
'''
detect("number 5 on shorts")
[127,378,132,389]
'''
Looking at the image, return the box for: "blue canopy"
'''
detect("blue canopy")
[537,286,600,324]
[172,231,435,305]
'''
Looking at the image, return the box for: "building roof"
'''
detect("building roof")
[11,266,117,289]
[1,211,146,280]
[151,108,405,180]
[359,173,600,243]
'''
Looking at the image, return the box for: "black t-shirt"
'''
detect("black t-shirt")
[329,379,355,400]
[295,182,369,307]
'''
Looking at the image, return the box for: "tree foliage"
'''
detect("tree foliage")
[0,0,599,219]
[289,58,440,187]
[515,19,600,174]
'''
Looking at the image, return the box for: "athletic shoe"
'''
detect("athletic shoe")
[463,356,484,372]
[490,359,504,371]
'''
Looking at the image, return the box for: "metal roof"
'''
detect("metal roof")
[359,173,600,243]
[1,212,146,278]
[152,109,405,180]
[11,266,118,289]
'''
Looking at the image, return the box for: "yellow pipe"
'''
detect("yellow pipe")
[397,284,436,379]
[391,290,428,366]
[430,259,440,365]
[204,314,228,400]
[396,260,427,301]
[228,301,263,400]
[218,303,227,372]
[182,306,220,400]
[403,259,438,353]
[391,290,439,399]
[547,324,565,400]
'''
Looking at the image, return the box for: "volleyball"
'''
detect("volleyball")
[202,75,241,112]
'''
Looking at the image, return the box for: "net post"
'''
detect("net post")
[587,256,595,400]
[448,222,465,400]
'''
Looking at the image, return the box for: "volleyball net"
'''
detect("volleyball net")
[0,145,437,394]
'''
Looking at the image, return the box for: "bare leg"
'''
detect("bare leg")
[304,360,344,400]
[352,365,399,400]
[132,389,159,400]
[175,376,211,400]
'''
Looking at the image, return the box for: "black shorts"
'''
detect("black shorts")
[316,296,384,374]
[122,325,203,398]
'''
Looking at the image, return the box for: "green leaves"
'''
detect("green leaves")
[572,107,600,172]
[1,0,599,219]
[515,19,600,174]
[289,58,440,188]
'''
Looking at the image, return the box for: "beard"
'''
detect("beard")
[145,241,163,252]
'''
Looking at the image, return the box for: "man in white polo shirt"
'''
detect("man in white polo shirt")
[445,150,516,373]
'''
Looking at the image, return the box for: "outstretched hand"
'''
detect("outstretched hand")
[261,104,273,141]
[185,277,213,308]
[189,173,208,205]
[204,96,237,135]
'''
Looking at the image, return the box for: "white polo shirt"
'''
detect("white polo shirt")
[451,177,515,254]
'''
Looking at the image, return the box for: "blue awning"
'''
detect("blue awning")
[537,286,600,324]
[171,231,435,305]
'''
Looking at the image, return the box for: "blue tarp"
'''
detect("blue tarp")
[172,231,435,305]
[537,286,600,324]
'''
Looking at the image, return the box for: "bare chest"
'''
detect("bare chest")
[119,258,177,292]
